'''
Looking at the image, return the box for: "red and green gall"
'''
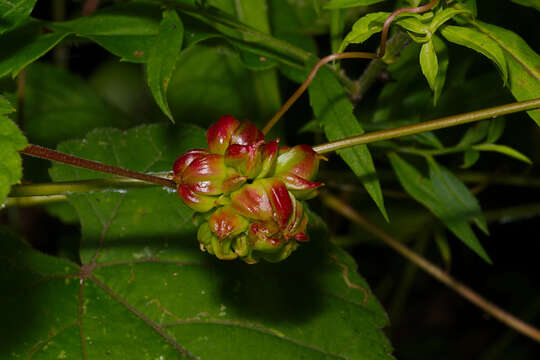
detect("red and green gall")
[172,115,324,263]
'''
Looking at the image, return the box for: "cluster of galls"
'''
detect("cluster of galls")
[172,115,324,263]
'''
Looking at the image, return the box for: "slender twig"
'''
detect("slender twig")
[9,177,160,197]
[378,0,438,56]
[262,0,439,134]
[322,192,540,343]
[313,98,540,154]
[262,52,379,135]
[19,144,177,188]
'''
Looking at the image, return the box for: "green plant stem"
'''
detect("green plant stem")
[9,177,159,197]
[321,192,540,343]
[4,195,67,207]
[313,98,540,154]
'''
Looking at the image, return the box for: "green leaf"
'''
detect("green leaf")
[468,21,540,125]
[324,0,387,9]
[428,158,489,235]
[0,21,69,78]
[458,0,478,16]
[0,96,28,204]
[461,149,480,168]
[42,124,394,359]
[147,10,184,122]
[440,24,508,85]
[395,15,430,37]
[432,35,449,105]
[0,0,37,34]
[339,12,389,52]
[473,143,532,164]
[0,94,15,115]
[51,3,162,63]
[429,8,471,33]
[309,66,388,221]
[486,118,506,143]
[412,132,444,149]
[388,153,491,262]
[23,63,129,146]
[510,0,540,11]
[419,39,438,92]
[457,120,490,146]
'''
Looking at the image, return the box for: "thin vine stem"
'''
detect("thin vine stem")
[19,144,177,188]
[321,192,540,343]
[313,98,540,154]
[378,0,438,56]
[262,0,439,134]
[261,52,379,135]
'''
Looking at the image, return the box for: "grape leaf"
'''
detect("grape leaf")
[34,124,394,359]
[147,9,184,122]
[0,96,27,205]
[309,66,388,221]
[24,63,129,146]
[389,153,491,262]
[0,0,37,34]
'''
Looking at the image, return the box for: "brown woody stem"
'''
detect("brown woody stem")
[322,192,540,343]
[19,144,177,188]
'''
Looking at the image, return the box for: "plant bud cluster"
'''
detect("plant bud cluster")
[173,115,324,263]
